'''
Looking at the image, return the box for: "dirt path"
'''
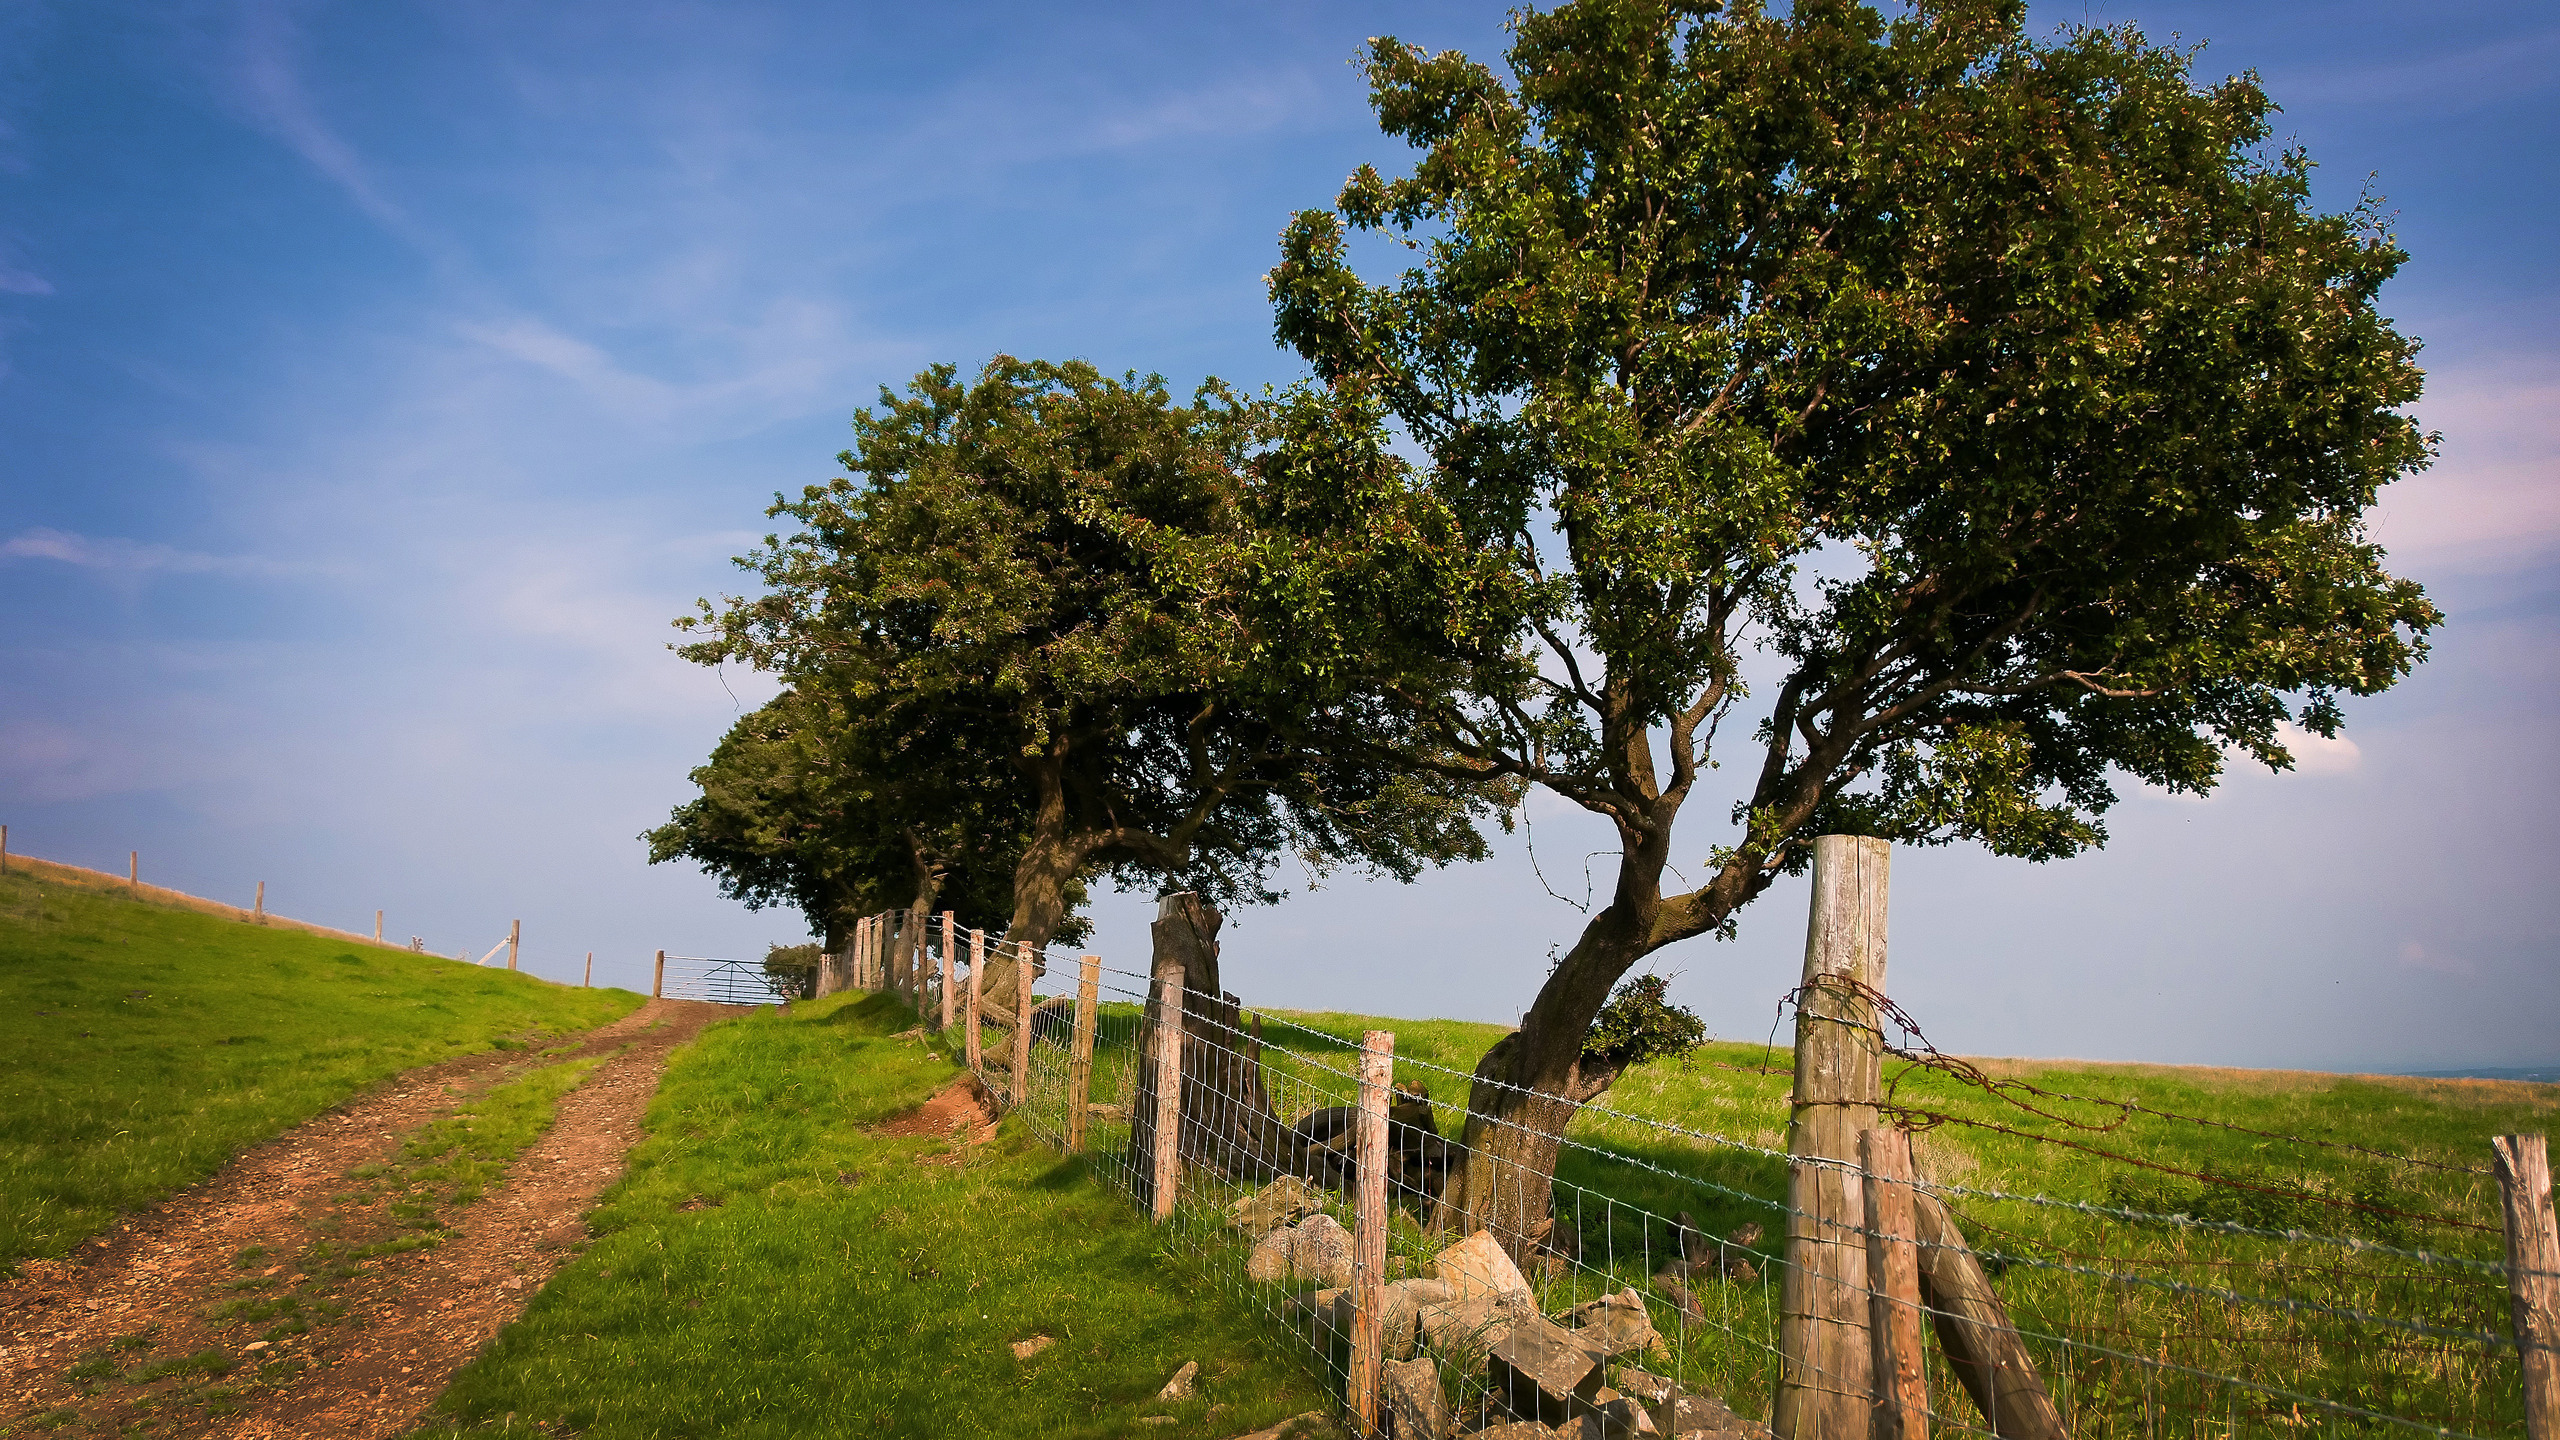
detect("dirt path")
[0,998,741,1438]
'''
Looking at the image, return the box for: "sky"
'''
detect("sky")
[1,0,2552,1074]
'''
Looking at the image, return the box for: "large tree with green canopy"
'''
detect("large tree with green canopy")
[677,356,1502,1014]
[1252,0,2440,1249]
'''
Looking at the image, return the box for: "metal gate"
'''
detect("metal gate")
[656,955,792,1006]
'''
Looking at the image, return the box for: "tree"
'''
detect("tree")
[679,357,1501,1014]
[1257,0,2440,1250]
[644,684,1040,960]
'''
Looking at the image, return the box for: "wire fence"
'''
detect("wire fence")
[826,905,2554,1440]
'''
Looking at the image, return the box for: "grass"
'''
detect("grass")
[1220,1008,2560,1439]
[0,867,642,1272]
[406,990,1342,1440]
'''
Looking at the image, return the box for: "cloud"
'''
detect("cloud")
[2267,26,2560,119]
[2269,721,2362,777]
[214,0,434,253]
[2374,362,2560,572]
[2396,940,2476,979]
[0,260,50,296]
[0,527,315,581]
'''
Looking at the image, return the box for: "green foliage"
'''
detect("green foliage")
[413,992,1333,1439]
[678,357,1501,943]
[1581,973,1707,1073]
[0,870,639,1271]
[761,942,823,1000]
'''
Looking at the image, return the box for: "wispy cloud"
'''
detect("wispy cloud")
[214,0,434,254]
[0,259,50,296]
[0,527,311,580]
[2375,361,2560,573]
[2267,26,2560,118]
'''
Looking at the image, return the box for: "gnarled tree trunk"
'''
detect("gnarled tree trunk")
[1126,894,1292,1213]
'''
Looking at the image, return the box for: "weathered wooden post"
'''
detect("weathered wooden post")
[1778,833,1887,1440]
[129,850,139,893]
[940,911,958,1029]
[2496,1133,2560,1440]
[652,948,665,999]
[1067,954,1102,1152]
[857,916,874,990]
[1150,963,1187,1222]
[584,950,593,988]
[1910,1193,2064,1439]
[1009,942,1035,1108]
[1863,1128,1929,1440]
[1349,1028,1396,1437]
[507,918,521,972]
[965,930,985,1074]
[2,824,9,874]
[254,880,265,921]
[375,909,384,943]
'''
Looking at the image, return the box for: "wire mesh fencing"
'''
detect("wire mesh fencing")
[827,907,2553,1440]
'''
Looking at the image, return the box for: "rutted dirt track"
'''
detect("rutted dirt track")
[0,997,740,1438]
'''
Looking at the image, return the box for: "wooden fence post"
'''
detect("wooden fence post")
[1010,942,1035,1109]
[1149,964,1187,1222]
[507,918,520,972]
[653,949,665,999]
[1349,1028,1396,1437]
[584,950,593,988]
[940,911,958,1030]
[375,909,383,943]
[1863,1128,1928,1440]
[1910,1192,2064,1439]
[1067,954,1101,1152]
[130,850,138,893]
[2496,1133,2560,1440]
[1779,833,1888,1440]
[965,930,984,1074]
[2,824,9,875]
[254,881,264,921]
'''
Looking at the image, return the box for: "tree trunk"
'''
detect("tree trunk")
[1127,894,1291,1208]
[997,752,1084,1017]
[1430,831,1676,1259]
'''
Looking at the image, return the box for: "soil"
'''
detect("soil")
[873,1073,1000,1165]
[0,997,740,1438]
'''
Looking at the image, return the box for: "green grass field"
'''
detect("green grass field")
[409,991,1340,1440]
[0,868,642,1272]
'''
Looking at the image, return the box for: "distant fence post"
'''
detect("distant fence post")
[130,850,138,893]
[2,823,9,874]
[1863,1127,1929,1440]
[253,881,264,921]
[965,931,984,1075]
[508,918,521,972]
[1349,1028,1395,1437]
[1009,943,1034,1109]
[940,911,957,1030]
[1778,833,1886,1440]
[2496,1133,2560,1440]
[584,950,594,988]
[1066,953,1101,1152]
[375,909,384,943]
[1149,963,1186,1222]
[653,948,665,999]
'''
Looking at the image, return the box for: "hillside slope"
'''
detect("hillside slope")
[0,867,641,1272]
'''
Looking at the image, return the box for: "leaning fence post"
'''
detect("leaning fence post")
[1349,1028,1396,1437]
[653,948,665,999]
[1149,964,1187,1222]
[965,930,985,1075]
[1067,954,1102,1152]
[1778,833,1887,1440]
[1863,1127,1929,1440]
[584,950,593,988]
[2496,1133,2560,1440]
[1009,944,1035,1109]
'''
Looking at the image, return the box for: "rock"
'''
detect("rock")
[1419,1290,1538,1358]
[1435,1229,1533,1304]
[1397,1277,1456,1306]
[1010,1334,1054,1360]
[1383,1355,1449,1439]
[1159,1360,1200,1400]
[1249,1213,1355,1286]
[1610,1367,1676,1406]
[1562,1396,1661,1437]
[1487,1314,1603,1426]
[1558,1287,1669,1361]
[1651,1272,1705,1325]
[1463,1423,1561,1438]
[1653,1392,1772,1440]
[1229,1176,1328,1236]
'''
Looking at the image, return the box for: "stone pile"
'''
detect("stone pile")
[1225,1180,1776,1440]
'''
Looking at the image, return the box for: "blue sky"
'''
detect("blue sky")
[1,0,2552,1072]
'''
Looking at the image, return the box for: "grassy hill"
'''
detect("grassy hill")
[0,866,641,1273]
